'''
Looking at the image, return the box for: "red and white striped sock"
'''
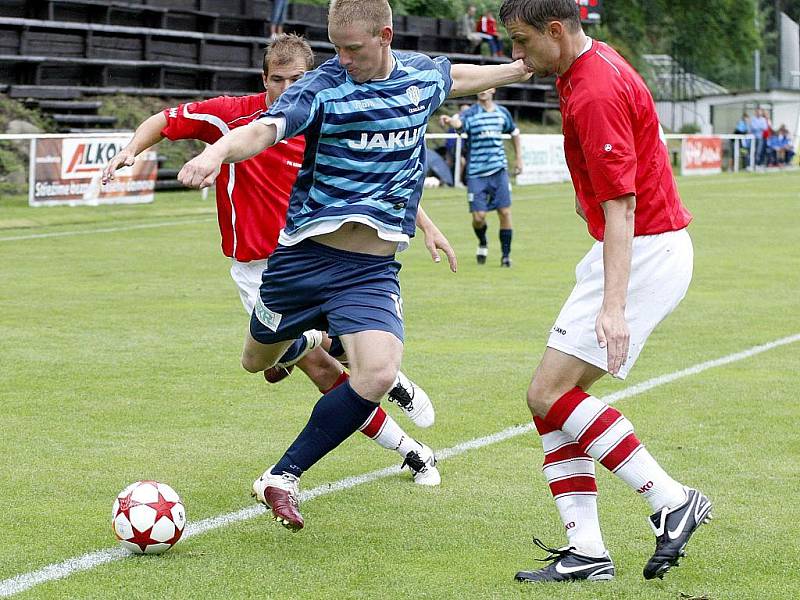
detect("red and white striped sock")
[534,416,606,557]
[546,387,686,512]
[359,405,419,457]
[326,372,419,458]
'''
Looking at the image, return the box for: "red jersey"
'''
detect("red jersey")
[161,93,305,261]
[477,15,498,36]
[557,40,692,241]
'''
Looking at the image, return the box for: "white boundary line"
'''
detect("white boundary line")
[2,332,799,597]
[0,217,215,242]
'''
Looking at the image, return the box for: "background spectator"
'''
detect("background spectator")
[476,10,503,56]
[458,5,484,54]
[771,125,795,166]
[749,107,768,166]
[733,111,750,167]
[270,0,289,40]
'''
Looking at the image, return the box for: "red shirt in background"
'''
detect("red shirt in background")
[477,14,498,36]
[557,40,692,242]
[161,93,305,261]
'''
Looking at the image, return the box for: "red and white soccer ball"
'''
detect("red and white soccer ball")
[112,481,186,554]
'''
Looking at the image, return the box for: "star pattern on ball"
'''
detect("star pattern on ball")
[146,492,178,523]
[112,481,185,554]
[127,523,158,553]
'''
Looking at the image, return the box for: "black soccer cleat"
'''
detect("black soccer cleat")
[515,538,615,583]
[476,245,488,264]
[501,256,512,268]
[643,487,712,580]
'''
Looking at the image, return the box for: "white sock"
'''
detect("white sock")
[359,406,419,457]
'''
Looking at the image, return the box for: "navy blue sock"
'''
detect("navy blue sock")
[474,224,488,246]
[327,336,345,360]
[277,335,307,364]
[272,381,378,477]
[500,228,512,257]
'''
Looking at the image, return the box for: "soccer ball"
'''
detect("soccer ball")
[111,480,186,554]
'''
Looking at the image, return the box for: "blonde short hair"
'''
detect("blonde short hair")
[328,0,392,36]
[263,33,314,75]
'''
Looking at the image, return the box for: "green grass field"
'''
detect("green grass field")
[1,170,799,599]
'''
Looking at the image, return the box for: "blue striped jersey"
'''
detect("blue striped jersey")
[460,103,517,178]
[257,51,452,251]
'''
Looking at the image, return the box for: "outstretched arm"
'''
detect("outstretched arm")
[177,121,279,189]
[416,205,457,273]
[449,61,531,98]
[101,112,166,184]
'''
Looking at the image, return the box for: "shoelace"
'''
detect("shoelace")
[532,537,574,563]
[278,475,300,507]
[387,382,414,410]
[401,450,427,473]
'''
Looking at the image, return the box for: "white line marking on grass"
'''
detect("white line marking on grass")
[2,332,799,597]
[0,217,215,242]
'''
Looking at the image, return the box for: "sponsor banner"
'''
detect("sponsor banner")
[29,136,157,207]
[516,134,571,185]
[681,136,722,176]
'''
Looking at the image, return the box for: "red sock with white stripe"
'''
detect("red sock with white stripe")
[325,371,421,458]
[534,416,606,557]
[359,405,421,457]
[545,387,686,512]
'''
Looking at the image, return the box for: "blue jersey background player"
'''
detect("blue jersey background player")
[441,88,522,266]
[178,0,531,531]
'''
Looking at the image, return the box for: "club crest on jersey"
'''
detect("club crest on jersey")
[406,86,421,106]
[406,86,427,113]
[347,126,424,150]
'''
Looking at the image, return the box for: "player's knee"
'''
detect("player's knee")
[241,351,267,374]
[350,365,397,400]
[371,365,398,397]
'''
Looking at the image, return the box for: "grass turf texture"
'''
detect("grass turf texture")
[1,170,798,599]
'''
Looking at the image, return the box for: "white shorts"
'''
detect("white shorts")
[230,258,268,314]
[547,228,693,379]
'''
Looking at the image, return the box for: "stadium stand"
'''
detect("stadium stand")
[0,0,557,132]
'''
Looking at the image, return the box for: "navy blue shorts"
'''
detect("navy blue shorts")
[250,240,404,345]
[467,169,512,213]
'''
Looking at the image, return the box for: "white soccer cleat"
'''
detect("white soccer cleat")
[387,371,435,428]
[401,442,440,486]
[252,466,304,531]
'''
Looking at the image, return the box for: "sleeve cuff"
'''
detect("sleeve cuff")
[255,116,287,142]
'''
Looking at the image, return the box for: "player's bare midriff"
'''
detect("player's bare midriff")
[313,222,399,256]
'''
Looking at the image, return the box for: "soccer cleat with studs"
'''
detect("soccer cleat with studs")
[387,371,435,428]
[252,466,304,531]
[401,442,440,486]
[643,486,712,580]
[515,538,615,583]
[264,364,294,383]
[476,245,488,264]
[501,256,512,268]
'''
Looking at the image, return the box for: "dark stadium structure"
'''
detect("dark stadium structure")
[0,0,557,133]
